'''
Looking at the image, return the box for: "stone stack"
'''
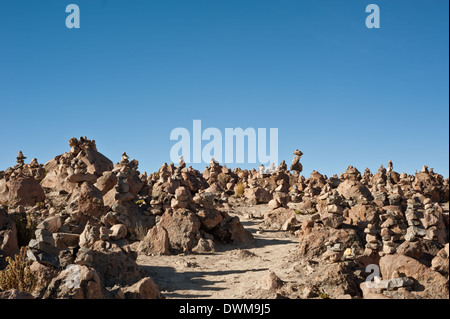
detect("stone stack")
[171,186,190,209]
[363,223,380,256]
[405,199,426,242]
[379,214,397,255]
[423,199,446,243]
[290,149,303,174]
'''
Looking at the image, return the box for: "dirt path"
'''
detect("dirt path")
[137,206,301,299]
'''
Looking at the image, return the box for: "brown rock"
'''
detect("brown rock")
[264,208,297,230]
[396,241,423,259]
[43,265,103,299]
[159,209,201,253]
[244,187,272,204]
[138,225,170,255]
[119,277,162,299]
[379,254,449,299]
[197,209,223,231]
[0,289,34,299]
[0,208,19,257]
[1,176,45,207]
[259,271,283,291]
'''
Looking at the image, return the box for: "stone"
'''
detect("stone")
[0,289,34,299]
[321,213,345,229]
[43,265,103,299]
[264,208,297,230]
[53,233,80,249]
[109,224,127,241]
[75,241,143,288]
[159,209,201,253]
[244,187,272,204]
[37,216,63,233]
[379,254,449,299]
[192,238,216,253]
[0,208,19,257]
[138,225,170,256]
[259,271,283,291]
[118,277,162,299]
[196,209,223,231]
[396,240,423,259]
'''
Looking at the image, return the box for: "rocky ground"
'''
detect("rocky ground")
[0,137,448,299]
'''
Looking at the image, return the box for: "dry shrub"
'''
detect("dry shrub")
[0,247,37,293]
[235,182,245,198]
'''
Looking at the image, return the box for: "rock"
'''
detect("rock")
[73,182,105,218]
[53,233,80,249]
[259,271,283,291]
[379,254,449,299]
[396,240,423,259]
[431,244,449,275]
[244,187,272,204]
[192,238,216,253]
[0,208,19,257]
[210,213,254,245]
[0,289,34,299]
[118,277,162,299]
[321,213,345,229]
[75,241,143,288]
[30,261,59,298]
[0,176,45,207]
[196,209,223,231]
[347,204,380,230]
[138,225,170,256]
[37,216,63,233]
[95,171,118,196]
[264,208,297,230]
[159,209,201,253]
[337,180,372,202]
[109,224,127,241]
[299,227,363,258]
[43,265,104,299]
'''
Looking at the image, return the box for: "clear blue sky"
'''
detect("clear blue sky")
[0,0,448,177]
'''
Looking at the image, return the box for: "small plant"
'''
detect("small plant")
[0,247,37,293]
[135,199,145,206]
[295,209,301,215]
[134,222,149,241]
[319,293,329,299]
[36,202,46,207]
[235,182,245,198]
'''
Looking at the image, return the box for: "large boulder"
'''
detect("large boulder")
[0,208,19,257]
[0,176,45,207]
[159,209,201,253]
[138,225,170,256]
[379,254,449,299]
[337,180,373,202]
[75,241,143,288]
[244,187,272,204]
[43,265,104,299]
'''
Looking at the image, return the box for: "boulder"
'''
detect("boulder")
[244,187,272,204]
[0,208,19,257]
[379,254,449,299]
[118,277,162,299]
[159,209,201,253]
[43,265,104,299]
[138,225,170,256]
[0,176,45,207]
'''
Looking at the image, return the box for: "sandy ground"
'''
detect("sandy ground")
[137,203,304,299]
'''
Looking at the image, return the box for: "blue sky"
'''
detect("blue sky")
[0,0,448,177]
